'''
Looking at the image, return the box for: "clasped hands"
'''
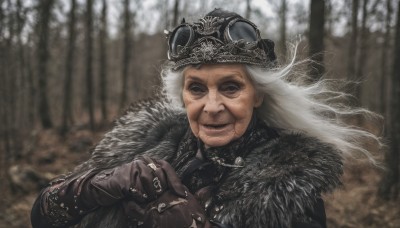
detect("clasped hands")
[83,157,210,228]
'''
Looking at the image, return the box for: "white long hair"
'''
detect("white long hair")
[161,46,383,163]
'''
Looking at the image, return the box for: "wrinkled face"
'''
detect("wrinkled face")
[182,64,263,148]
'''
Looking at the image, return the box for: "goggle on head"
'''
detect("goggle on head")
[165,15,276,70]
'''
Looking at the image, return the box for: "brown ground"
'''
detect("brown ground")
[0,128,399,228]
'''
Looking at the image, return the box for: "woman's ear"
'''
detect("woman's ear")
[254,93,264,108]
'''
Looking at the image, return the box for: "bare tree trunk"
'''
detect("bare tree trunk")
[279,0,287,59]
[4,0,24,163]
[164,0,170,29]
[37,0,54,129]
[119,0,132,111]
[99,0,108,122]
[16,0,26,131]
[61,0,77,134]
[308,0,325,81]
[6,0,16,125]
[379,0,400,200]
[14,0,27,157]
[0,57,10,192]
[347,0,359,81]
[245,0,251,19]
[172,0,180,27]
[85,0,95,131]
[0,0,4,39]
[0,0,3,34]
[379,0,392,119]
[26,34,36,127]
[0,0,8,185]
[354,0,369,103]
[325,0,333,35]
[1,0,17,184]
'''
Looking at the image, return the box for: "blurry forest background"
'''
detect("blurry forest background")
[1,0,400,227]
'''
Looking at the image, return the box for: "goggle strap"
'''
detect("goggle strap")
[258,39,277,63]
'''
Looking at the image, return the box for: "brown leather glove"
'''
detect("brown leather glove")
[123,187,211,228]
[82,157,186,207]
[37,157,186,227]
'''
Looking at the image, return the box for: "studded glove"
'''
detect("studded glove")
[34,157,186,227]
[123,186,211,228]
[82,157,186,207]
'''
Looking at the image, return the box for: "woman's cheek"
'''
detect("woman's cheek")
[184,100,202,137]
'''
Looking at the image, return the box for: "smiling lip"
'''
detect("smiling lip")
[200,123,232,135]
[204,124,228,128]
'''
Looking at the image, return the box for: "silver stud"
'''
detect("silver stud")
[158,203,166,212]
[205,199,212,209]
[234,157,245,166]
[147,163,157,171]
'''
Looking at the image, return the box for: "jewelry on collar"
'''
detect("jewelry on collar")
[210,156,245,168]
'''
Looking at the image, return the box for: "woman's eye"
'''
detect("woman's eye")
[188,83,206,95]
[220,82,241,93]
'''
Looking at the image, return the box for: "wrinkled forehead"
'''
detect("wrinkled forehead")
[182,64,251,81]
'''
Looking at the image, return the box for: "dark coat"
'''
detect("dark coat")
[34,99,343,228]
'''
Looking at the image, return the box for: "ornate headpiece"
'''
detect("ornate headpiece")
[166,9,277,70]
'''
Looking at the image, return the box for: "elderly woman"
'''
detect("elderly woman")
[31,9,380,228]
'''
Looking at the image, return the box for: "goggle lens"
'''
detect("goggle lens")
[170,25,192,55]
[228,21,258,42]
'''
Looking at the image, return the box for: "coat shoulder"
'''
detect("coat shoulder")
[244,131,344,192]
[80,98,188,170]
[217,130,343,227]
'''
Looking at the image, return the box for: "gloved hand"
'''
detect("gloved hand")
[123,186,211,228]
[36,157,186,227]
[82,157,187,207]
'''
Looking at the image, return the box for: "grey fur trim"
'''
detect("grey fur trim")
[75,99,188,172]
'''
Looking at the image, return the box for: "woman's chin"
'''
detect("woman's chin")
[200,136,233,148]
[198,125,239,147]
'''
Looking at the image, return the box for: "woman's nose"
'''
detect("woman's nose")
[203,92,224,114]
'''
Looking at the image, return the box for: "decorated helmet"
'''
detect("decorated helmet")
[166,9,277,70]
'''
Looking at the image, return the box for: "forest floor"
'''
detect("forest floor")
[0,127,399,228]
